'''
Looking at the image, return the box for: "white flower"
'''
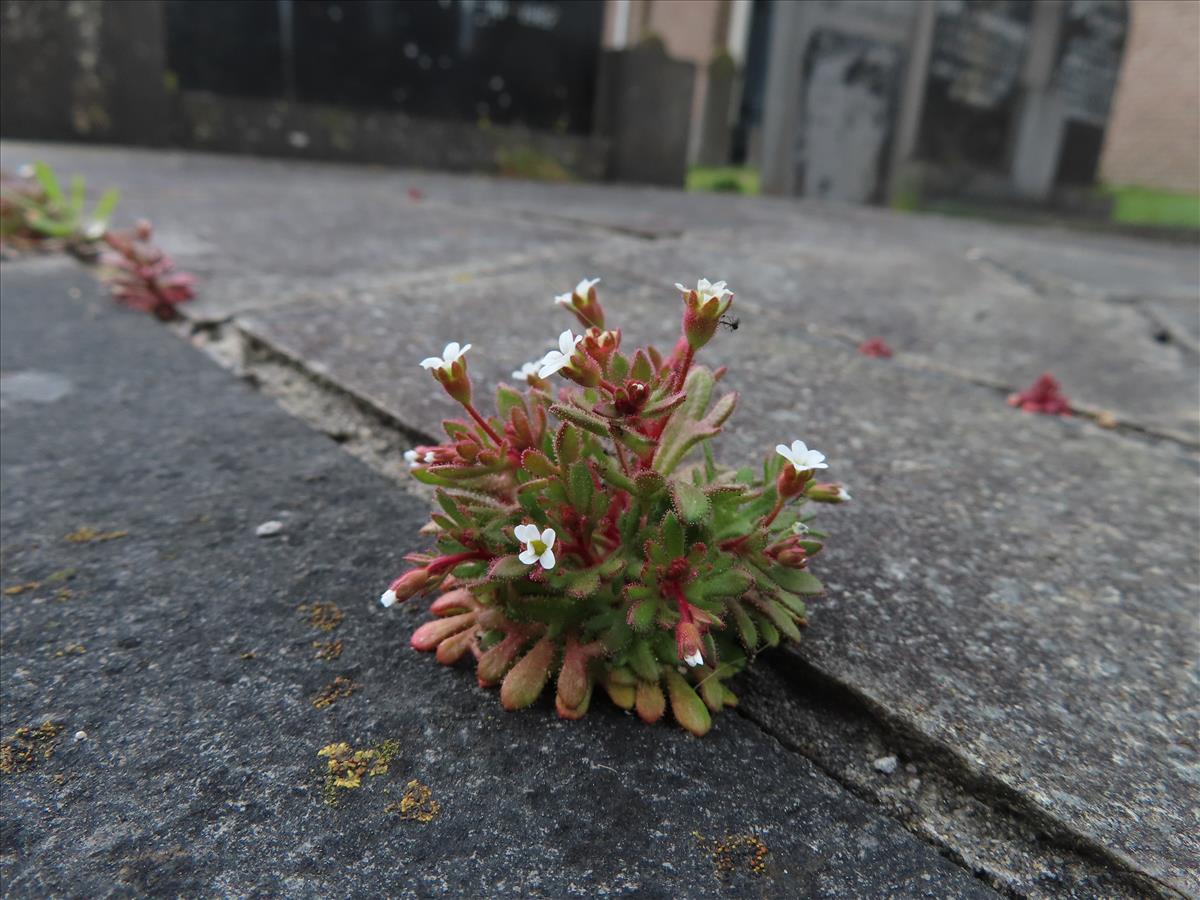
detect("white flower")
[675,278,732,304]
[837,486,851,502]
[684,650,704,667]
[512,358,545,380]
[515,523,557,570]
[791,521,810,535]
[555,276,600,306]
[379,589,398,607]
[776,440,828,472]
[420,341,471,372]
[537,330,583,379]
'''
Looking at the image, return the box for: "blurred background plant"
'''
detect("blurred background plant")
[0,162,119,258]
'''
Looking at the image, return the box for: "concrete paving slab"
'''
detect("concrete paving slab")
[0,258,999,898]
[596,236,1200,441]
[239,269,1200,895]
[0,141,608,321]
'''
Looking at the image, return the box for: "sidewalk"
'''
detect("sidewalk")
[2,140,1197,897]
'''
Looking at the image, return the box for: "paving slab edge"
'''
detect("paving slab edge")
[739,656,1188,899]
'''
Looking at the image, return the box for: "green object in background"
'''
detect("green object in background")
[1104,185,1200,229]
[687,166,760,195]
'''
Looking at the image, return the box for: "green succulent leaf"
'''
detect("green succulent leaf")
[669,478,711,525]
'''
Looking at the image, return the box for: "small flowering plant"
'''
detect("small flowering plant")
[381,277,849,735]
[98,219,197,321]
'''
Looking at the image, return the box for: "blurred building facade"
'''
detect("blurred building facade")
[2,0,1196,205]
[1099,0,1200,194]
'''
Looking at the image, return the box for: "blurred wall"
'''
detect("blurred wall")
[1099,0,1200,193]
[603,0,752,164]
[0,0,615,181]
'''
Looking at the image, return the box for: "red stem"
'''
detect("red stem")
[671,344,695,394]
[464,403,504,446]
[428,550,486,575]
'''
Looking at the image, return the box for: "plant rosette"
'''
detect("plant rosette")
[381,277,849,736]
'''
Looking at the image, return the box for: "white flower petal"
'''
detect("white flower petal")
[404,450,419,466]
[419,356,443,369]
[540,527,556,548]
[518,547,539,565]
[514,523,536,542]
[443,342,461,361]
[575,276,600,296]
[674,282,688,293]
[558,329,580,355]
[539,547,556,570]
[538,351,570,379]
[379,589,398,608]
[684,650,704,667]
[554,292,572,306]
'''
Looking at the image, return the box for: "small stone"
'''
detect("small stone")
[905,762,918,775]
[873,755,899,775]
[255,520,284,537]
[73,730,87,742]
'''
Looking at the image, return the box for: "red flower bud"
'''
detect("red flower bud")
[381,567,431,607]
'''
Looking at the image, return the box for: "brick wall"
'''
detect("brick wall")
[1099,0,1200,193]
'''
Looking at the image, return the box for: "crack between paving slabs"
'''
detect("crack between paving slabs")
[735,653,1189,900]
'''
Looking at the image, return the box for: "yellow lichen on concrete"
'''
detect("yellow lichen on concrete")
[318,739,400,805]
[65,527,128,543]
[0,721,64,775]
[298,602,344,632]
[312,675,359,709]
[694,831,770,877]
[387,779,441,823]
[313,639,343,660]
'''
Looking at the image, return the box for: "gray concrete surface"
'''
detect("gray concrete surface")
[2,140,1198,897]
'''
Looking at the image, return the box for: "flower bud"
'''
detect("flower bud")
[776,546,809,568]
[806,482,851,504]
[675,621,704,667]
[431,358,472,405]
[613,380,648,416]
[776,464,813,499]
[582,327,620,364]
[420,343,473,405]
[380,567,430,606]
[555,277,605,329]
[676,279,733,350]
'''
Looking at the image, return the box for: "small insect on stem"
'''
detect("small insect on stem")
[719,315,740,332]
